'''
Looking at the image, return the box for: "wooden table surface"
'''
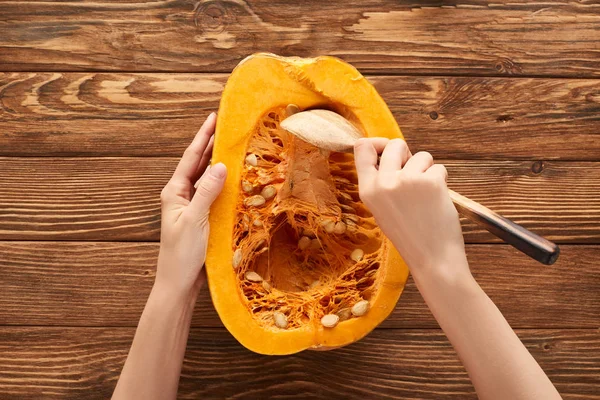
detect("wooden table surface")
[1,1,599,398]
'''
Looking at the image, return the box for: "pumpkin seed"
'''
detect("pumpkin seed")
[262,280,272,292]
[339,192,353,203]
[333,221,346,234]
[273,311,288,329]
[302,228,316,238]
[245,195,266,207]
[232,248,243,269]
[310,238,321,250]
[253,219,263,227]
[261,185,277,200]
[337,308,352,321]
[321,314,340,328]
[298,236,311,250]
[334,176,351,185]
[245,271,263,282]
[286,104,300,116]
[320,218,335,233]
[341,204,356,213]
[242,214,250,231]
[345,220,358,232]
[342,213,359,223]
[351,300,370,317]
[309,280,320,289]
[241,180,254,193]
[245,153,258,166]
[350,248,364,262]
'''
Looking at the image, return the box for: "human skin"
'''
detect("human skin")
[354,138,562,400]
[112,116,562,400]
[112,113,227,400]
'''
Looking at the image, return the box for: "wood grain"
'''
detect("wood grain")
[0,157,598,242]
[0,157,166,241]
[0,326,597,399]
[1,1,597,397]
[0,1,599,77]
[2,73,600,159]
[1,242,598,329]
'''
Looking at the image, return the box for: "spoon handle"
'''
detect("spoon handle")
[448,189,559,265]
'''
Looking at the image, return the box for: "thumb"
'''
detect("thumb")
[190,162,227,215]
[354,138,379,186]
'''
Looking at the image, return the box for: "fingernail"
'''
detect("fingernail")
[210,162,227,178]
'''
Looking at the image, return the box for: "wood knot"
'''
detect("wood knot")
[531,161,544,174]
[429,111,439,120]
[194,1,229,33]
[496,114,513,123]
[494,58,523,75]
[542,343,551,351]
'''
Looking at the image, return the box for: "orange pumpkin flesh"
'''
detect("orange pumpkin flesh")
[206,53,409,355]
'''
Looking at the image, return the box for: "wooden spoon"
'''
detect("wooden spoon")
[281,109,560,265]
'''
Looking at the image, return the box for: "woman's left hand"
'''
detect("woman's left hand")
[156,112,227,299]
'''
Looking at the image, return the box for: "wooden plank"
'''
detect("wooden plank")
[0,158,598,242]
[0,1,599,76]
[0,73,225,157]
[0,327,597,399]
[0,157,166,241]
[0,242,597,329]
[2,73,600,159]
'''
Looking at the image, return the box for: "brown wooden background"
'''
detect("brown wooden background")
[1,1,599,398]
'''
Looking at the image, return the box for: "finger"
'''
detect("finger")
[190,162,227,215]
[425,163,448,182]
[195,166,209,189]
[193,135,215,189]
[195,135,215,187]
[171,113,217,191]
[378,138,411,174]
[402,151,434,175]
[366,137,391,154]
[354,138,381,185]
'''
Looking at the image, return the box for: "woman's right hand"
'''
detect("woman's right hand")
[353,138,470,283]
[354,138,563,400]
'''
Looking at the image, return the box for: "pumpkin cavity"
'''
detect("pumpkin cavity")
[233,106,384,330]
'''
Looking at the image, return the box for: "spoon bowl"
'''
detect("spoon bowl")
[280,109,362,153]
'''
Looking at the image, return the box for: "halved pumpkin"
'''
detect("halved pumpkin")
[206,53,409,355]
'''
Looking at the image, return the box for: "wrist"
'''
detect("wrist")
[411,258,476,298]
[414,269,483,327]
[154,255,206,306]
[150,279,199,314]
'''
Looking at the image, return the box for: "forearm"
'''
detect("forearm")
[112,282,197,400]
[413,265,561,400]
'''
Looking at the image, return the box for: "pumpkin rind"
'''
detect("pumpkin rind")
[206,53,409,355]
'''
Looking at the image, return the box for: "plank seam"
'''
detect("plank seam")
[0,325,596,331]
[3,70,600,80]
